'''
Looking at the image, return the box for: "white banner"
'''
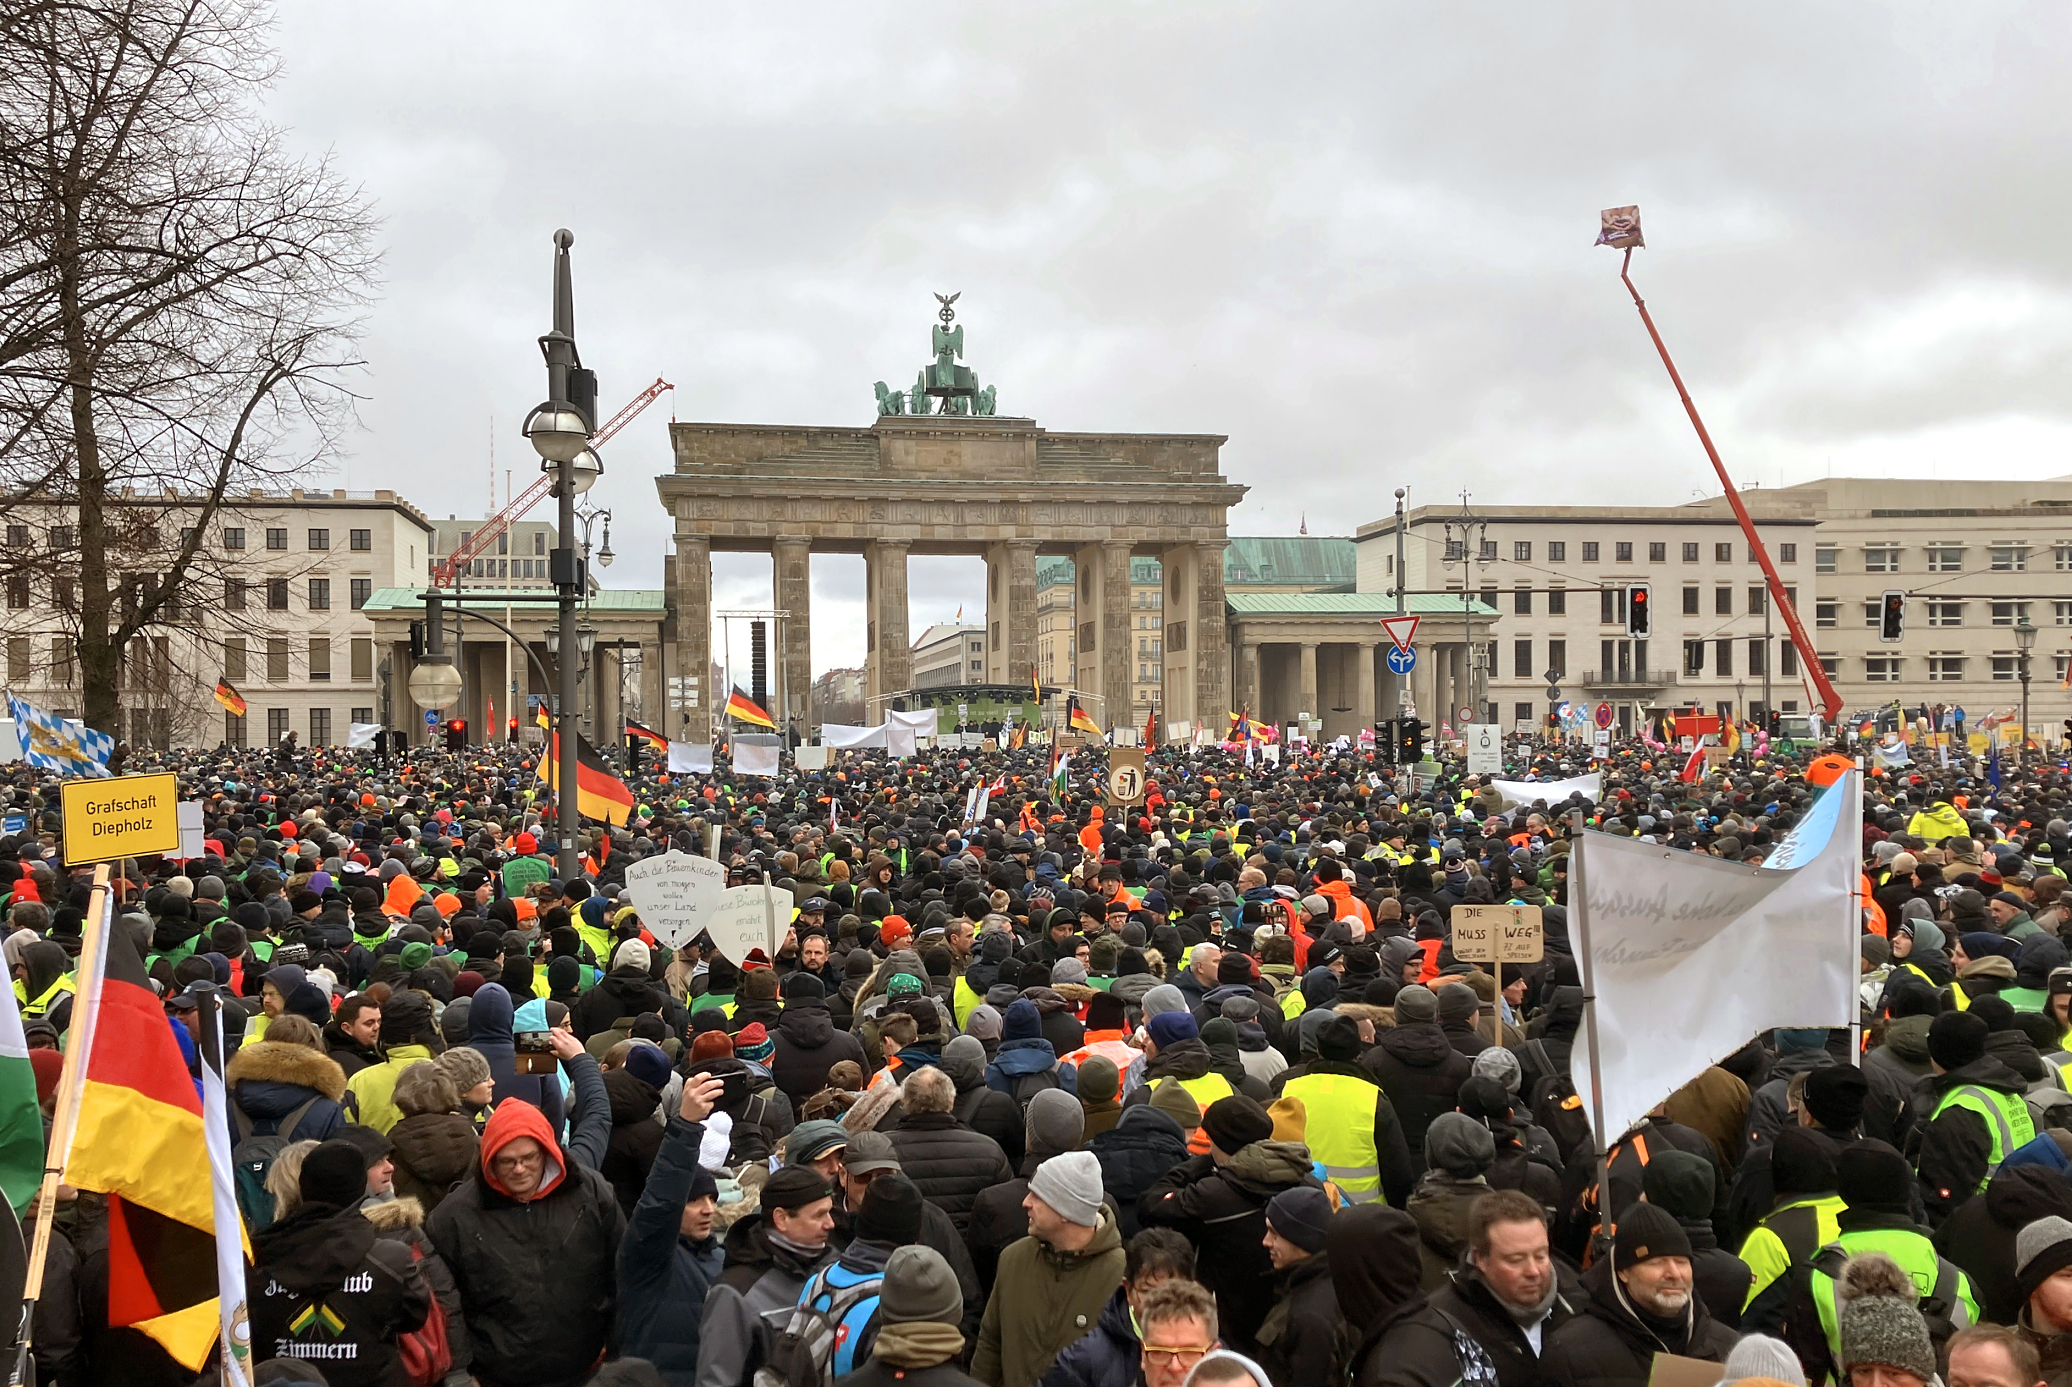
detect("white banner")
[888,708,935,734]
[668,741,714,774]
[733,739,781,777]
[623,850,728,949]
[794,743,830,770]
[1572,772,1860,1146]
[346,722,383,749]
[886,722,918,758]
[1488,773,1601,808]
[821,723,888,749]
[704,882,795,964]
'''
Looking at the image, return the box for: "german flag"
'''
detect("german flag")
[536,729,635,825]
[63,919,237,1368]
[725,687,776,730]
[1068,695,1101,737]
[625,718,668,749]
[212,677,246,718]
[536,699,550,729]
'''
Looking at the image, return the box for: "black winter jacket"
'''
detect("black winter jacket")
[1255,1252,1340,1387]
[1366,1267,1580,1387]
[1362,1022,1472,1157]
[1540,1260,1738,1387]
[248,1202,431,1387]
[770,1000,868,1105]
[1936,1166,2072,1327]
[1915,1055,2033,1222]
[572,967,673,1041]
[599,1067,666,1217]
[1089,1107,1191,1240]
[944,1046,1025,1169]
[885,1110,1014,1232]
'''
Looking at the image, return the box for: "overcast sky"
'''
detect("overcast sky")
[267,2,2072,680]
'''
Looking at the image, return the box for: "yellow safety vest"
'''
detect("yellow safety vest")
[1281,1071,1383,1202]
[575,920,613,968]
[1933,1085,2036,1182]
[1737,1194,1846,1308]
[1811,1230,1976,1365]
[1177,1072,1235,1114]
[953,974,983,1030]
[15,974,73,1018]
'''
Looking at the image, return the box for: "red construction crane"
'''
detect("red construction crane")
[433,376,673,587]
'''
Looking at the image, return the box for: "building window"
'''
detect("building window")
[5,639,25,682]
[352,638,372,681]
[1715,542,1733,563]
[267,578,289,610]
[1680,585,1698,615]
[533,531,546,555]
[351,706,373,726]
[1478,539,1497,561]
[266,527,288,551]
[1514,639,1532,678]
[1548,542,1566,562]
[1779,543,1797,563]
[1715,586,1732,616]
[1547,640,1565,677]
[308,528,329,550]
[1547,587,1565,615]
[1600,588,1617,624]
[1865,656,1900,683]
[268,707,290,742]
[308,638,330,681]
[351,578,371,610]
[223,527,247,550]
[1648,542,1665,563]
[1581,541,1600,562]
[267,638,289,681]
[50,638,71,686]
[1865,545,1900,572]
[1990,544,2029,572]
[1927,601,1964,627]
[4,575,25,610]
[1479,584,1497,609]
[1684,640,1704,676]
[1715,639,1733,677]
[225,578,247,611]
[2056,600,2072,627]
[1819,653,1840,678]
[1781,642,1798,677]
[1816,545,1837,573]
[1513,586,1531,615]
[1927,653,1965,682]
[224,638,247,682]
[1992,651,2018,681]
[1749,584,1766,615]
[1513,541,1532,561]
[1991,601,2032,626]
[1675,542,1695,562]
[350,529,371,551]
[2055,542,2072,571]
[1863,600,1882,629]
[309,707,330,744]
[1748,639,1767,676]
[1614,541,1632,562]
[307,578,329,610]
[3,525,26,549]
[2059,655,2072,686]
[1927,545,1963,572]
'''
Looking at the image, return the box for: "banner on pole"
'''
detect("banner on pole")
[1487,773,1600,808]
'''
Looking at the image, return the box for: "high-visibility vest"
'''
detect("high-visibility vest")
[575,920,613,967]
[952,974,983,1029]
[1176,1071,1238,1154]
[1810,1230,1975,1366]
[16,975,73,1018]
[1281,1071,1383,1203]
[1064,1035,1139,1072]
[1738,1194,1846,1308]
[1933,1084,2036,1184]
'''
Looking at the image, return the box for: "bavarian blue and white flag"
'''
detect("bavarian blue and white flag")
[8,694,113,777]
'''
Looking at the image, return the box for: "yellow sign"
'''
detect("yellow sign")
[1449,904,1545,964]
[61,772,180,864]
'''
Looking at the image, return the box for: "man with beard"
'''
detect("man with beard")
[1542,1202,1738,1387]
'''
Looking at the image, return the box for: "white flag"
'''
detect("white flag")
[1572,772,1860,1147]
[346,722,383,749]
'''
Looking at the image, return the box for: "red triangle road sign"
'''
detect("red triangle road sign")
[1380,615,1420,652]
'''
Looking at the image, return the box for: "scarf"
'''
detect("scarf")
[869,1321,965,1369]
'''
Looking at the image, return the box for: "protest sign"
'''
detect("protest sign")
[622,851,728,949]
[704,882,795,964]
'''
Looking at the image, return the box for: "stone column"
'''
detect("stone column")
[1192,539,1228,737]
[1006,540,1038,691]
[1355,643,1377,732]
[773,536,813,733]
[1299,642,1319,732]
[1234,631,1259,724]
[674,535,711,745]
[1101,542,1132,731]
[866,540,912,706]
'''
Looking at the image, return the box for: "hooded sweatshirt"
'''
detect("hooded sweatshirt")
[466,984,566,1138]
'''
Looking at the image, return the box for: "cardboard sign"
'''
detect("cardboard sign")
[704,882,795,964]
[794,744,830,771]
[623,851,728,949]
[1647,1355,1724,1387]
[61,772,179,864]
[1449,904,1545,964]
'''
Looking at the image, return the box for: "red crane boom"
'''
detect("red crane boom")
[433,376,673,586]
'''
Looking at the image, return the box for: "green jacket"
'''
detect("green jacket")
[973,1206,1126,1387]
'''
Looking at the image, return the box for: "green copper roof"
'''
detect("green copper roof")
[1222,536,1355,588]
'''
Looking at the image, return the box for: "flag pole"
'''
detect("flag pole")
[12,862,110,1385]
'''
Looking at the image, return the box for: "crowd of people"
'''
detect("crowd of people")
[5,723,2072,1387]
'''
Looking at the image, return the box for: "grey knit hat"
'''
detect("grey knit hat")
[1141,984,1188,1019]
[2017,1214,2072,1302]
[1472,1045,1523,1095]
[1025,1089,1086,1161]
[435,1045,491,1095]
[1027,1150,1104,1227]
[1394,984,1439,1024]
[1721,1334,1808,1387]
[1423,1112,1496,1179]
[880,1244,963,1325]
[1837,1252,1937,1383]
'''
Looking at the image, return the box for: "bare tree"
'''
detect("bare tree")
[0,0,378,733]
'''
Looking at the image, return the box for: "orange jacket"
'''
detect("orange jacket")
[1079,808,1105,857]
[1317,878,1373,935]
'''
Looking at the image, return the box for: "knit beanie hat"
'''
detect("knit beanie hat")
[855,1173,926,1246]
[1393,984,1438,1024]
[1051,957,1090,988]
[299,1138,369,1208]
[1201,1095,1274,1156]
[1268,1095,1307,1143]
[733,1022,775,1065]
[880,1244,964,1326]
[1803,1067,1870,1133]
[1836,1142,1914,1214]
[786,1119,850,1167]
[2017,1215,2072,1302]
[1928,1011,1990,1071]
[1318,1014,1363,1062]
[1026,1089,1086,1160]
[1423,1112,1496,1179]
[1076,1055,1120,1104]
[1140,984,1188,1018]
[1146,1010,1198,1049]
[1148,1078,1202,1132]
[1640,1149,1715,1220]
[761,1165,832,1213]
[1086,992,1127,1031]
[1472,1045,1523,1095]
[690,1030,734,1062]
[436,1045,491,1096]
[1028,1150,1104,1227]
[1721,1334,1809,1387]
[1836,1252,1938,1383]
[1769,1127,1840,1198]
[1613,1201,1692,1271]
[1265,1185,1334,1254]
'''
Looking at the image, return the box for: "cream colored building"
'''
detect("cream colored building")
[911,623,987,690]
[2,488,432,748]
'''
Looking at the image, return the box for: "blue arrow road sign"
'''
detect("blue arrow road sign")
[1386,646,1418,676]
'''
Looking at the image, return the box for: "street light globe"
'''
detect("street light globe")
[597,541,615,569]
[578,624,597,659]
[2015,616,2038,651]
[523,403,591,465]
[544,446,602,496]
[407,656,463,711]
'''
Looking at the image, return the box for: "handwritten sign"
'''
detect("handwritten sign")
[1449,904,1545,964]
[704,883,795,965]
[622,851,727,949]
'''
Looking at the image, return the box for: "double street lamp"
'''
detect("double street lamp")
[2015,615,2037,765]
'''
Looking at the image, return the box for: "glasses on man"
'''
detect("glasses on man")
[1140,1345,1214,1369]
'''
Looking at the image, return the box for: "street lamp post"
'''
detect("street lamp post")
[523,229,603,883]
[2015,615,2036,766]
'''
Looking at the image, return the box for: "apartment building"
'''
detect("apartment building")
[2,488,432,748]
[911,623,987,689]
[1354,505,1818,733]
[426,518,559,591]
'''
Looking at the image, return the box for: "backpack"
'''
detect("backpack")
[395,1240,453,1387]
[1810,1244,1969,1358]
[751,1263,885,1387]
[231,1096,321,1228]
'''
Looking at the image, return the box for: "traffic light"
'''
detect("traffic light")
[507,716,518,739]
[1378,718,1399,764]
[444,718,466,751]
[1626,585,1651,638]
[1879,590,1906,643]
[1397,717,1425,764]
[408,620,425,660]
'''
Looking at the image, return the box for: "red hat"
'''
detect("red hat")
[880,916,913,946]
[690,1030,734,1061]
[280,821,298,839]
[514,832,538,854]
